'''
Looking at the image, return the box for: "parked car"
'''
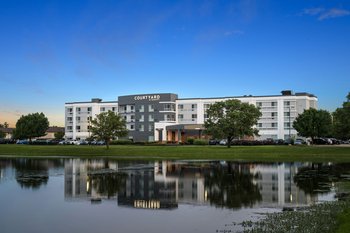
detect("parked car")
[219,139,227,145]
[77,140,89,145]
[294,138,306,145]
[208,139,218,145]
[16,139,29,144]
[313,138,328,145]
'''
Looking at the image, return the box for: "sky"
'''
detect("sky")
[0,0,349,127]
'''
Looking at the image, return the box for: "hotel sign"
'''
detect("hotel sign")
[134,95,161,101]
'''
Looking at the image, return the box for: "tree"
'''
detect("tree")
[333,92,350,140]
[0,122,9,128]
[89,110,128,149]
[293,108,332,142]
[13,112,49,142]
[204,99,262,148]
[54,131,65,140]
[0,130,5,139]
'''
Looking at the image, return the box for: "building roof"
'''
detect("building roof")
[0,127,64,134]
[47,127,65,133]
[0,128,14,133]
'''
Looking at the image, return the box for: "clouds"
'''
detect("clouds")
[301,7,350,20]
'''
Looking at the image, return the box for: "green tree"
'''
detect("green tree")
[0,130,5,139]
[0,122,9,128]
[54,131,65,140]
[13,112,49,142]
[89,110,128,149]
[293,108,332,142]
[204,99,262,148]
[333,92,350,140]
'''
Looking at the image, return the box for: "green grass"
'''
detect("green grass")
[336,206,350,233]
[1,144,350,162]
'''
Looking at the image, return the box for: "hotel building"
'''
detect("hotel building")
[64,90,317,142]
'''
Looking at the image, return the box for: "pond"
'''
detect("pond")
[0,158,349,233]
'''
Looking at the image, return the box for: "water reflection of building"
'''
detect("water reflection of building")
[63,160,318,209]
[64,159,119,201]
[250,163,317,208]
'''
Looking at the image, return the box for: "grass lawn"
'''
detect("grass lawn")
[0,144,350,162]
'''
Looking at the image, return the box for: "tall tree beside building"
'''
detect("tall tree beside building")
[204,99,262,148]
[13,113,49,142]
[89,110,128,149]
[333,92,350,140]
[293,108,332,142]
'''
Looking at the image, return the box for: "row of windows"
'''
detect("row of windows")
[257,123,294,128]
[127,124,154,132]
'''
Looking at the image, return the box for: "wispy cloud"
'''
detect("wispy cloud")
[301,7,325,16]
[318,8,350,20]
[224,30,244,36]
[301,7,350,20]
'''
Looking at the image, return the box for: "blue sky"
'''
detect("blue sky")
[0,0,349,127]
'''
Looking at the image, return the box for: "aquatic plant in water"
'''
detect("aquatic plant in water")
[242,201,350,233]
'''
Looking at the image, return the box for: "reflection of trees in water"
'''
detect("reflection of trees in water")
[13,159,50,190]
[294,163,350,195]
[205,162,261,209]
[89,172,127,198]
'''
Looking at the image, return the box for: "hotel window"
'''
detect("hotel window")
[67,117,73,122]
[271,112,277,118]
[192,114,197,121]
[149,124,154,132]
[124,116,127,120]
[139,105,144,112]
[191,104,197,110]
[204,104,211,110]
[149,104,154,112]
[67,108,73,113]
[178,104,183,110]
[271,123,277,128]
[139,124,144,132]
[149,114,154,122]
[130,115,135,122]
[87,125,91,130]
[76,117,81,121]
[87,107,92,112]
[258,123,262,128]
[204,114,208,119]
[284,112,290,117]
[130,124,134,130]
[100,107,105,112]
[67,126,72,130]
[112,107,116,112]
[178,114,184,121]
[76,107,81,112]
[87,116,92,121]
[284,101,290,106]
[271,102,277,106]
[130,105,135,112]
[284,122,291,128]
[76,126,81,130]
[139,115,144,122]
[256,102,262,107]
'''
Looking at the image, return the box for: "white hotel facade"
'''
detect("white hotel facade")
[64,90,317,142]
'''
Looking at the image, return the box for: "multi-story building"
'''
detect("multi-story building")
[64,90,317,142]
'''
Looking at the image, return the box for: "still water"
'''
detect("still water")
[0,158,349,233]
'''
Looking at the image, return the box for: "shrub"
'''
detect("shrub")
[110,139,133,145]
[187,138,195,145]
[193,139,208,145]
